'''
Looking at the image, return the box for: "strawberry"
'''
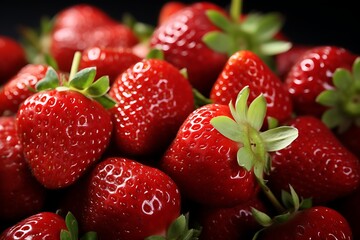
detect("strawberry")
[252,187,353,240]
[0,211,95,240]
[108,58,194,158]
[210,50,293,128]
[196,196,266,240]
[67,157,182,240]
[50,4,139,72]
[150,0,290,96]
[0,64,50,116]
[160,86,297,207]
[0,116,46,223]
[284,45,357,117]
[16,52,115,189]
[157,1,187,25]
[316,56,360,159]
[275,44,313,80]
[267,115,360,204]
[0,36,27,85]
[79,46,141,84]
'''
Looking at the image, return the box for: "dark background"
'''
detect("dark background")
[0,0,359,54]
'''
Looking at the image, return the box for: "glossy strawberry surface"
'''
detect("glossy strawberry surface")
[79,157,181,240]
[16,89,113,189]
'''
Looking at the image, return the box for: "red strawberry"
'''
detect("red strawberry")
[108,58,194,158]
[251,186,353,240]
[0,36,27,85]
[0,211,92,240]
[150,2,290,96]
[210,50,293,128]
[268,115,360,204]
[157,1,187,25]
[50,4,139,72]
[70,157,181,240]
[79,46,141,84]
[196,196,266,240]
[161,86,298,207]
[275,44,313,80]
[0,64,50,116]
[16,54,114,189]
[284,45,357,117]
[0,116,46,222]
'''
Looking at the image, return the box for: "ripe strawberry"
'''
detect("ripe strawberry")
[50,4,139,72]
[268,115,360,204]
[157,1,186,25]
[210,50,293,128]
[0,116,46,222]
[67,157,181,240]
[284,45,357,117]
[252,186,353,240]
[16,53,115,189]
[0,36,27,85]
[160,86,297,207]
[150,2,290,96]
[108,58,194,158]
[196,196,266,240]
[275,44,312,80]
[0,211,93,240]
[79,46,141,84]
[0,64,50,116]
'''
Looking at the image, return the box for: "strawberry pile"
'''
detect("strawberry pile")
[0,0,359,239]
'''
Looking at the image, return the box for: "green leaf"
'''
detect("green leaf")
[35,67,60,91]
[202,31,232,54]
[321,108,343,128]
[316,90,339,107]
[289,185,300,211]
[210,116,243,142]
[247,94,266,130]
[60,230,72,240]
[234,86,250,123]
[93,95,117,109]
[259,41,292,56]
[251,207,273,227]
[299,197,312,210]
[255,13,283,42]
[273,212,291,223]
[167,215,186,239]
[206,10,233,32]
[80,232,98,240]
[353,57,360,81]
[65,212,78,240]
[281,189,293,209]
[237,147,255,171]
[333,68,353,91]
[261,126,298,152]
[69,67,96,90]
[240,13,262,34]
[86,76,110,98]
[146,48,164,60]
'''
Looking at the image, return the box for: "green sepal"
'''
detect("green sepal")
[80,232,98,240]
[247,93,266,130]
[167,215,187,239]
[180,68,188,79]
[253,164,265,180]
[69,67,97,90]
[261,126,298,152]
[273,212,291,224]
[193,88,213,108]
[233,85,250,123]
[44,53,59,70]
[35,67,60,91]
[316,89,339,107]
[202,31,232,55]
[237,147,255,171]
[146,48,165,60]
[86,76,111,98]
[255,12,283,41]
[299,197,312,210]
[65,211,78,240]
[206,10,234,33]
[210,116,244,142]
[94,95,117,109]
[353,57,360,80]
[60,230,72,240]
[333,68,353,91]
[259,41,292,56]
[251,207,273,227]
[122,13,154,42]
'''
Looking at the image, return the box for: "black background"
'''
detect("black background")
[0,0,359,54]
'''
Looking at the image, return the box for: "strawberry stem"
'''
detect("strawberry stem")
[69,51,82,80]
[257,177,285,213]
[230,0,241,23]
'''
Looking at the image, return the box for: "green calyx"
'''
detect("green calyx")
[145,213,201,240]
[210,86,298,183]
[35,51,117,109]
[60,211,97,240]
[251,185,312,240]
[316,57,360,133]
[202,0,291,68]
